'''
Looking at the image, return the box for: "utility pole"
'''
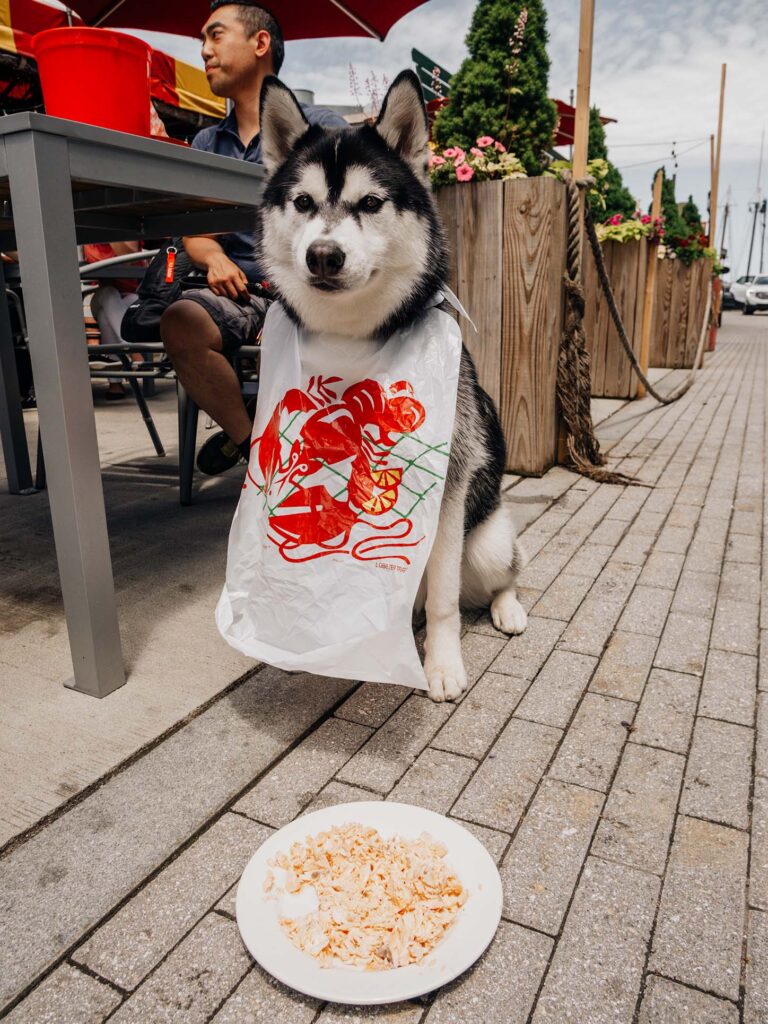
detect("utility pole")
[719,196,729,260]
[747,201,760,277]
[760,199,767,273]
[708,64,726,249]
[746,128,764,277]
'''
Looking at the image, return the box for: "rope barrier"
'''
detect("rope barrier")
[582,197,712,405]
[557,171,714,483]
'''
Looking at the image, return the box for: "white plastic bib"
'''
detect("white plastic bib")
[215,296,462,688]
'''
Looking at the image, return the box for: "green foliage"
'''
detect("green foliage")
[432,0,557,175]
[656,168,686,239]
[655,170,711,263]
[587,106,636,220]
[596,216,658,244]
[680,194,703,232]
[546,157,610,208]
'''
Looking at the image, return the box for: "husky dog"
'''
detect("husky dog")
[256,70,527,702]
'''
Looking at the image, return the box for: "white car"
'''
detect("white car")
[731,275,756,306]
[743,275,768,315]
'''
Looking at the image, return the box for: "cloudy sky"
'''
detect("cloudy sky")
[133,0,766,278]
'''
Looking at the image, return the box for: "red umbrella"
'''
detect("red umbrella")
[68,1,429,41]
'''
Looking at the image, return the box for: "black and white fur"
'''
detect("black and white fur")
[257,70,527,702]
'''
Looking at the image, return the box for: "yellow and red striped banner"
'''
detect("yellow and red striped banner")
[151,48,225,119]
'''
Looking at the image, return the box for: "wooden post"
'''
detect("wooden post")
[709,64,726,248]
[572,0,596,263]
[636,169,663,399]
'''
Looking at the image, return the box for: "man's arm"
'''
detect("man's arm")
[110,241,141,257]
[182,234,249,300]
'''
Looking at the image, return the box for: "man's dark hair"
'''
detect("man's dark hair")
[209,2,285,74]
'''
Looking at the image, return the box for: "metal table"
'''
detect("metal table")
[0,112,265,697]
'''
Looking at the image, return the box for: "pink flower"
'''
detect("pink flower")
[641,214,651,224]
[429,155,446,168]
[443,147,460,159]
[609,214,623,225]
[456,162,475,182]
[454,153,466,167]
[476,136,494,148]
[470,147,485,158]
[494,140,507,152]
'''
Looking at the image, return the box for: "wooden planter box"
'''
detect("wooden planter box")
[650,256,712,368]
[583,237,647,399]
[435,177,566,475]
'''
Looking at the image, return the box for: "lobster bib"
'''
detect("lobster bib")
[215,295,462,688]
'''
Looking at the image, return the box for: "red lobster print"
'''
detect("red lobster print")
[249,375,427,563]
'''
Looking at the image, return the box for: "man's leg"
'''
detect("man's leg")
[91,286,136,397]
[160,298,252,447]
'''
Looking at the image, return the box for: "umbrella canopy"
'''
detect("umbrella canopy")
[0,0,424,128]
[0,0,81,57]
[0,0,224,122]
[554,98,615,148]
[69,0,428,41]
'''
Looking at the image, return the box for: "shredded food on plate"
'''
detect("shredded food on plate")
[264,823,467,970]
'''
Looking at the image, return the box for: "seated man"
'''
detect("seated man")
[161,1,347,474]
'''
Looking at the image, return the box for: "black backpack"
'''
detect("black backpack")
[119,239,203,344]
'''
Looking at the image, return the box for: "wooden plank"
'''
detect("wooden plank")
[455,180,503,407]
[673,262,692,368]
[683,260,700,366]
[671,263,683,368]
[435,182,503,406]
[581,227,600,392]
[630,237,648,395]
[500,177,565,475]
[651,258,673,367]
[584,238,646,399]
[619,241,639,396]
[604,241,632,396]
[684,259,711,365]
[594,240,612,394]
[637,170,663,395]
[434,187,459,297]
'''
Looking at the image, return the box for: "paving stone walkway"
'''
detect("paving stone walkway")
[2,313,767,1023]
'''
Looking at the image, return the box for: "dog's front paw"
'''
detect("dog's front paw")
[424,658,467,703]
[491,590,528,635]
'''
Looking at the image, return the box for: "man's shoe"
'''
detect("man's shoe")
[196,431,245,475]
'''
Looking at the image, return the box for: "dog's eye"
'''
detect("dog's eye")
[360,195,384,213]
[293,194,314,213]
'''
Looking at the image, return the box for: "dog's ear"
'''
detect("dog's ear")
[375,70,429,179]
[259,76,310,173]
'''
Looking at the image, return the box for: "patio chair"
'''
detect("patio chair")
[34,249,169,488]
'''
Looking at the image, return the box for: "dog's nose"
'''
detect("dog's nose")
[306,241,346,279]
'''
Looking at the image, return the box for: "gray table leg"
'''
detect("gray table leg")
[6,132,125,697]
[0,261,34,493]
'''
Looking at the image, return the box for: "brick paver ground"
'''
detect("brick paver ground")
[2,313,766,1022]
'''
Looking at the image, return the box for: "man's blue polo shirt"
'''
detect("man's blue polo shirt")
[190,103,348,281]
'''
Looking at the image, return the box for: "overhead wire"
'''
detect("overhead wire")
[616,138,709,170]
[609,135,709,149]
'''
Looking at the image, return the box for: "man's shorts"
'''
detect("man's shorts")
[181,288,268,355]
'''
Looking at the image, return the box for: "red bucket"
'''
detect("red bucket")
[33,28,152,136]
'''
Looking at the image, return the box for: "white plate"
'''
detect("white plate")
[235,801,502,1005]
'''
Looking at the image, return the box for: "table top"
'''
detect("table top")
[0,112,267,246]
